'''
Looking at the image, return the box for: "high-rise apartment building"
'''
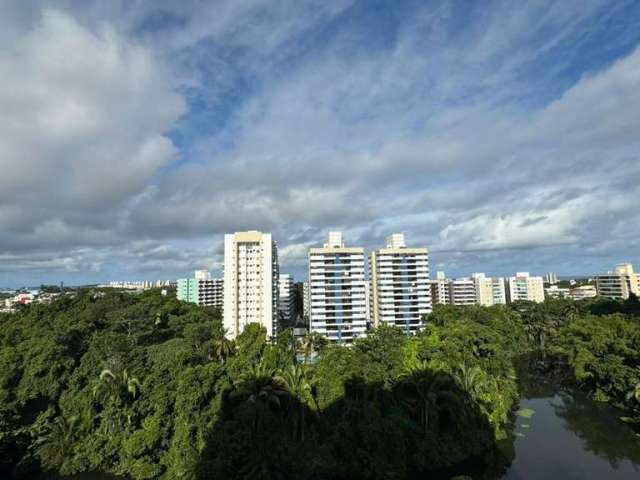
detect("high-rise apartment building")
[545,272,558,284]
[308,232,367,344]
[448,277,477,305]
[177,270,224,309]
[473,273,506,306]
[370,233,431,334]
[595,263,640,300]
[507,272,545,303]
[223,231,279,339]
[278,274,295,326]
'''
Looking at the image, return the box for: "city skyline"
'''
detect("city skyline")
[1,228,637,289]
[1,1,640,287]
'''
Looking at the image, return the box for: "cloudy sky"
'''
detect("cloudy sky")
[1,0,639,287]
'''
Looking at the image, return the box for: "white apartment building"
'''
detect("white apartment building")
[595,263,640,300]
[223,231,279,339]
[308,232,368,344]
[507,272,545,303]
[430,271,451,305]
[370,233,431,334]
[473,273,506,306]
[449,277,477,306]
[278,274,295,326]
[545,272,558,284]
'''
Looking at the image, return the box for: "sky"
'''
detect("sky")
[1,0,639,287]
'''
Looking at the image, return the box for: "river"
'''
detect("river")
[470,389,640,480]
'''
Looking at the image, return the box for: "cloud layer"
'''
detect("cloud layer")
[1,1,639,286]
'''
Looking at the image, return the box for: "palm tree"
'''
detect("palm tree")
[93,368,141,406]
[298,332,327,363]
[452,362,486,400]
[276,363,313,441]
[397,368,455,437]
[93,368,141,432]
[36,415,79,470]
[213,336,235,364]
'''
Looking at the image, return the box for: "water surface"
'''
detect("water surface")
[496,391,640,479]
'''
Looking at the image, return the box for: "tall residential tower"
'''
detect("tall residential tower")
[370,233,431,334]
[308,232,367,343]
[223,231,279,339]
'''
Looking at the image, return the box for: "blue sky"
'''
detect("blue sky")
[0,0,639,287]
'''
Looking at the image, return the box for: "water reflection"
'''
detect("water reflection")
[500,391,640,479]
[551,390,640,470]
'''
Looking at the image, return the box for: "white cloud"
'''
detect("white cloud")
[1,1,639,284]
[0,8,185,244]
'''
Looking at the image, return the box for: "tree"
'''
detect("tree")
[298,331,327,363]
[276,363,314,440]
[35,415,80,471]
[453,362,486,399]
[397,367,456,438]
[213,335,235,364]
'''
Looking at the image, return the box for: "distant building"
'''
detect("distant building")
[545,272,558,284]
[308,232,367,344]
[429,271,451,305]
[448,277,477,306]
[302,281,310,320]
[595,264,640,300]
[223,231,279,339]
[370,233,431,334]
[177,271,224,309]
[473,273,506,306]
[544,285,570,299]
[569,285,597,301]
[195,270,211,281]
[278,274,295,326]
[507,272,545,303]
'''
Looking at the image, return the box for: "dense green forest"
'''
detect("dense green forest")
[1,290,639,479]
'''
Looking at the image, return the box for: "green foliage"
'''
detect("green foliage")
[2,290,638,479]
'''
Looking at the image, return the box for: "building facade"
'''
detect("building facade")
[569,285,597,300]
[302,281,310,321]
[223,231,279,339]
[177,271,224,309]
[278,274,295,326]
[595,263,640,300]
[370,233,431,334]
[473,273,506,306]
[308,232,368,344]
[449,277,477,306]
[507,272,545,303]
[429,271,451,305]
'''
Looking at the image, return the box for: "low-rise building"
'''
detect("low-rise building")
[569,285,597,300]
[544,285,570,299]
